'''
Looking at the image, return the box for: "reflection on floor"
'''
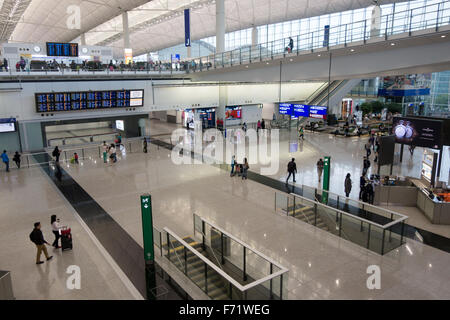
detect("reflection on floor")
[61,143,450,299]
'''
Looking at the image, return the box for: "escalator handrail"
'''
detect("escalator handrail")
[290,193,408,229]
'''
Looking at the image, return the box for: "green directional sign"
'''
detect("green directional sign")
[322,156,331,205]
[141,194,154,262]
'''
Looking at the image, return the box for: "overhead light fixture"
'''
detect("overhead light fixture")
[350,49,355,52]
[441,35,446,38]
[289,58,293,61]
[317,54,321,57]
[390,43,395,46]
[266,62,269,65]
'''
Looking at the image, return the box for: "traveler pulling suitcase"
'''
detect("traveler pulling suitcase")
[60,227,73,251]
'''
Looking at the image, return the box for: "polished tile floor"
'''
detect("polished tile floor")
[1,120,449,300]
[0,167,137,300]
[61,143,450,299]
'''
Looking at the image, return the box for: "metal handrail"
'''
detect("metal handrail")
[290,192,408,229]
[1,1,448,78]
[312,186,409,221]
[196,214,288,273]
[163,227,288,293]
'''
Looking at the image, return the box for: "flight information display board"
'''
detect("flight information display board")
[35,89,144,113]
[309,105,328,119]
[46,42,79,57]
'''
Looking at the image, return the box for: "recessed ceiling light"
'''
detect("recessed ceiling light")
[350,49,355,52]
[441,35,446,38]
[390,43,395,46]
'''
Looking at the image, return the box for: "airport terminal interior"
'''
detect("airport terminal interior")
[1,0,450,303]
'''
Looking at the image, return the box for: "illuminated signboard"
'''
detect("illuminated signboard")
[35,90,144,113]
[46,42,78,57]
[279,103,292,115]
[293,104,309,117]
[309,105,328,119]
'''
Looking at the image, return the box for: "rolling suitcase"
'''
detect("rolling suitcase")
[60,227,73,251]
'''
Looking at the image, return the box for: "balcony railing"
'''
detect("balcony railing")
[1,1,449,78]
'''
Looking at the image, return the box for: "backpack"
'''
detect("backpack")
[29,230,36,244]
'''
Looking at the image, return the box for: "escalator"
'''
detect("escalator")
[165,236,229,300]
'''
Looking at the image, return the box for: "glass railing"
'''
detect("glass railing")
[4,137,146,169]
[188,0,450,72]
[274,191,407,255]
[2,1,448,78]
[157,216,288,300]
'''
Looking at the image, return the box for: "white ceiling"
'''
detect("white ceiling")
[6,0,401,56]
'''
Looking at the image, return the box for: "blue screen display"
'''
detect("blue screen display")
[309,105,328,119]
[293,104,309,117]
[279,103,292,115]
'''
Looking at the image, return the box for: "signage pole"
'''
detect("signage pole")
[322,157,331,204]
[141,194,154,262]
[141,194,156,300]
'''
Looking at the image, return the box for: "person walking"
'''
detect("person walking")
[364,141,372,158]
[367,180,375,204]
[316,158,324,183]
[52,146,61,162]
[286,158,297,184]
[230,155,236,176]
[374,141,380,163]
[109,144,117,163]
[143,137,148,153]
[298,126,304,140]
[261,119,266,130]
[102,141,108,163]
[362,156,371,176]
[12,151,21,169]
[50,215,61,249]
[344,173,352,197]
[29,222,53,265]
[257,120,261,134]
[1,150,9,172]
[242,158,249,180]
[359,174,366,200]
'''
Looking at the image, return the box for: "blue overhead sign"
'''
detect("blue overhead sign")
[279,103,326,119]
[184,9,191,47]
[378,88,431,96]
[279,103,292,115]
[293,104,309,117]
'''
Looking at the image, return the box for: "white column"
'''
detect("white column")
[80,33,86,45]
[216,0,225,53]
[251,26,258,47]
[187,46,192,58]
[122,11,132,62]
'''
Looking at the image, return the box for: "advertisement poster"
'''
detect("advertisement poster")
[439,146,450,184]
[226,106,242,119]
[378,74,431,96]
[392,117,442,149]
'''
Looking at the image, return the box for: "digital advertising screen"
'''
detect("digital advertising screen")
[35,89,144,113]
[0,118,16,133]
[309,106,328,119]
[226,106,242,119]
[115,120,125,131]
[279,103,292,115]
[392,117,442,149]
[46,42,78,57]
[293,104,310,118]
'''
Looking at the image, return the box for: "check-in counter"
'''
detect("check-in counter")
[416,188,450,225]
[374,180,418,206]
[0,271,14,300]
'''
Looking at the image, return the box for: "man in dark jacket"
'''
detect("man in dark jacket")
[30,222,53,265]
[286,158,297,184]
[359,175,366,200]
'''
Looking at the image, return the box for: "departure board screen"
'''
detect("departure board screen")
[46,42,78,57]
[35,90,144,113]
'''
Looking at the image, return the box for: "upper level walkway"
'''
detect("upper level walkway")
[1,1,450,82]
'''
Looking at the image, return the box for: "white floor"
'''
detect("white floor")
[61,144,450,299]
[0,166,137,300]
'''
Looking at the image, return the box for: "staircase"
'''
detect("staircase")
[286,204,330,232]
[165,236,229,300]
